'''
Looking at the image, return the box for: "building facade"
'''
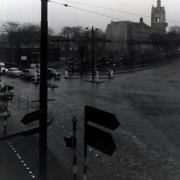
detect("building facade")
[0,43,60,68]
[106,18,152,57]
[106,0,168,57]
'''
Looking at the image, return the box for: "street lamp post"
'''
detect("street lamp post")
[85,28,90,73]
[86,30,89,73]
[66,35,69,67]
[86,26,98,82]
[91,26,95,82]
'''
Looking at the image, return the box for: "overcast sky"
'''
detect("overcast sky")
[0,0,179,33]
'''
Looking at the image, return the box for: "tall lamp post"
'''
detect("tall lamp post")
[40,0,48,180]
[85,28,90,73]
[91,26,95,82]
[85,26,98,82]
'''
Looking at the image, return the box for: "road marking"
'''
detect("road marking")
[7,141,36,179]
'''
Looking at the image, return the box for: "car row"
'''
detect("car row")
[47,68,61,79]
[3,67,61,82]
[6,68,23,77]
[0,84,14,100]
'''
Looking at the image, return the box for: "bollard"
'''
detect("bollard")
[110,69,114,78]
[108,69,111,79]
[96,71,99,81]
[69,71,72,78]
[3,112,7,136]
[27,96,29,112]
[18,92,20,107]
[65,70,68,78]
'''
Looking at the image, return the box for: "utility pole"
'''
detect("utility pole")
[66,35,69,67]
[91,26,95,82]
[40,0,48,180]
[86,31,89,73]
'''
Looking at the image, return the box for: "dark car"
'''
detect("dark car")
[47,68,61,79]
[22,69,40,81]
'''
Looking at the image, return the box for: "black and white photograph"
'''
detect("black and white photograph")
[0,0,180,179]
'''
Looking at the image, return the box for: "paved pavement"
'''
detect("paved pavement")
[0,135,76,180]
[0,140,33,180]
[1,57,180,179]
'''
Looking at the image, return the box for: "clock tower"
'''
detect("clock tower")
[151,0,168,33]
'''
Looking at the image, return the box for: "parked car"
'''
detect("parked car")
[47,68,61,79]
[22,69,40,81]
[0,62,5,67]
[0,62,8,74]
[1,67,8,73]
[6,68,23,77]
[0,84,14,100]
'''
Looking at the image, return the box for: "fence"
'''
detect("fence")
[11,91,39,113]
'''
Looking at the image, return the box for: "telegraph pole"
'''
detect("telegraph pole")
[66,35,69,67]
[40,0,48,180]
[86,31,89,73]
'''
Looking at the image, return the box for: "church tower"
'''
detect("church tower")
[151,0,168,33]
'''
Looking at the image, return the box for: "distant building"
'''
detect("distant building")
[0,42,60,68]
[106,0,168,57]
[151,0,168,33]
[106,18,152,57]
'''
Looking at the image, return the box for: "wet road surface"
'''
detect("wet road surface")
[1,58,180,179]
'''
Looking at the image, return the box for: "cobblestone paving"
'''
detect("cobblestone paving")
[1,59,180,179]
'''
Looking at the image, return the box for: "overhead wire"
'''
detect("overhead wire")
[52,0,180,24]
[49,1,123,21]
[0,0,178,45]
[49,0,178,34]
[58,0,149,18]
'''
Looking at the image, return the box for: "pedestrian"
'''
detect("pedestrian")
[69,68,72,78]
[108,69,111,79]
[65,69,68,78]
[96,70,99,81]
[110,69,114,78]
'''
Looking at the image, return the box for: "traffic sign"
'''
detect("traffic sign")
[85,105,120,130]
[86,124,116,156]
[21,110,40,124]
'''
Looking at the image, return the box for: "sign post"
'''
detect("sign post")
[64,115,77,180]
[83,105,120,180]
[72,115,77,180]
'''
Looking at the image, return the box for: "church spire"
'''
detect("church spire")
[157,0,161,7]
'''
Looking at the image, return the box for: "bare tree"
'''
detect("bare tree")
[1,21,54,47]
[169,26,180,34]
[1,21,20,46]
